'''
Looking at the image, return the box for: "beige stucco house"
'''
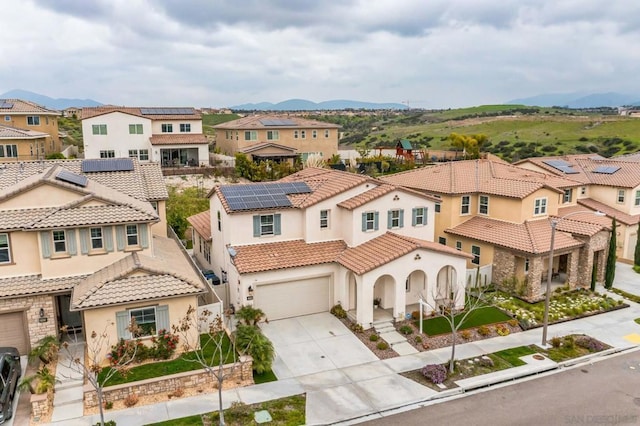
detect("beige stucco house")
[0,158,216,358]
[0,99,62,159]
[381,159,612,301]
[213,115,340,163]
[192,167,471,329]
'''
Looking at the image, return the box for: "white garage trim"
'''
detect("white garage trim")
[254,275,332,320]
[0,310,29,355]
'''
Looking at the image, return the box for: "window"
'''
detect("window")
[100,150,115,158]
[261,215,274,236]
[301,130,306,139]
[294,130,299,139]
[267,130,279,140]
[320,209,329,229]
[126,225,139,246]
[0,234,10,263]
[471,245,480,265]
[388,209,404,229]
[150,201,158,212]
[524,258,530,273]
[635,190,640,207]
[0,145,17,158]
[130,307,157,337]
[90,227,103,250]
[405,278,410,293]
[128,149,149,161]
[244,131,257,141]
[129,149,138,158]
[252,214,281,237]
[128,124,143,134]
[204,242,211,263]
[217,211,221,231]
[534,197,547,215]
[324,130,330,138]
[3,116,9,121]
[52,230,66,253]
[92,124,107,135]
[362,211,379,232]
[161,124,173,133]
[438,237,447,245]
[479,195,489,215]
[412,207,427,226]
[460,196,470,215]
[581,186,586,195]
[617,189,625,204]
[180,123,191,132]
[563,189,572,204]
[455,241,462,251]
[312,130,317,139]
[27,116,40,126]
[435,203,441,213]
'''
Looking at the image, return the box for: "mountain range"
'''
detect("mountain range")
[230,99,408,111]
[507,92,640,108]
[0,89,103,110]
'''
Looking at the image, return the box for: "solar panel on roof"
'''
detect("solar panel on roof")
[56,169,88,187]
[140,107,194,115]
[593,165,620,174]
[259,119,297,126]
[81,158,134,173]
[220,184,297,211]
[542,159,579,174]
[0,101,14,108]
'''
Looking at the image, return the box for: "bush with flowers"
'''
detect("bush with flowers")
[109,330,180,365]
[150,329,180,360]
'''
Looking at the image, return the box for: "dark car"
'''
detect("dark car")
[0,347,21,424]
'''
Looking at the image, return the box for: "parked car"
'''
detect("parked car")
[0,347,21,424]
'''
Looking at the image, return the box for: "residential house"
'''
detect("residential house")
[0,99,62,159]
[0,158,217,359]
[81,107,209,167]
[213,115,340,163]
[196,167,471,329]
[381,159,611,301]
[515,155,640,262]
[62,107,82,118]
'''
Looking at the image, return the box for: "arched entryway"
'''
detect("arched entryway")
[373,274,396,311]
[436,265,457,304]
[346,271,358,311]
[405,270,427,305]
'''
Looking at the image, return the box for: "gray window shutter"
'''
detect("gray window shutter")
[116,310,131,340]
[156,305,169,332]
[387,210,392,229]
[79,228,89,254]
[425,207,428,225]
[67,229,77,255]
[274,214,281,235]
[361,213,367,232]
[104,226,114,252]
[139,224,149,248]
[374,212,379,230]
[116,225,125,250]
[253,215,260,237]
[412,208,417,226]
[40,231,51,258]
[399,209,404,228]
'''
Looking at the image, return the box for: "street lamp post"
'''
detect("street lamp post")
[541,210,605,346]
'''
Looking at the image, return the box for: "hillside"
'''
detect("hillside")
[0,89,102,110]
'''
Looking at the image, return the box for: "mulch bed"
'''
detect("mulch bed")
[338,318,399,359]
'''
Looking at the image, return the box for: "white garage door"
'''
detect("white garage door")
[254,276,331,320]
[0,311,29,355]
[626,233,637,261]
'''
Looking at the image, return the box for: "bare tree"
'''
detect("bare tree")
[59,321,141,426]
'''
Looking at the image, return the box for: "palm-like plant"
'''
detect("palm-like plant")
[235,306,266,326]
[19,366,58,394]
[28,335,60,365]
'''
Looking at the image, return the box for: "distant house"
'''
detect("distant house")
[62,107,82,118]
[213,115,340,163]
[81,106,209,167]
[0,99,62,159]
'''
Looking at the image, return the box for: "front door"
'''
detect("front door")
[58,294,82,331]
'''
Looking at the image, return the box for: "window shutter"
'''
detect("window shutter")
[253,216,260,237]
[412,208,417,226]
[67,229,77,255]
[274,214,281,235]
[425,207,428,225]
[116,311,131,340]
[104,226,114,252]
[139,224,149,248]
[361,213,367,232]
[40,231,51,258]
[79,228,89,254]
[116,225,125,250]
[156,305,169,332]
[374,212,379,230]
[387,210,392,229]
[399,209,404,228]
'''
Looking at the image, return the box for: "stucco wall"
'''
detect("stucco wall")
[83,112,152,159]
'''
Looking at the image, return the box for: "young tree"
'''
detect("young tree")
[634,222,640,268]
[604,218,617,289]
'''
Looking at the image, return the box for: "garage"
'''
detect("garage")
[0,311,29,355]
[254,276,331,320]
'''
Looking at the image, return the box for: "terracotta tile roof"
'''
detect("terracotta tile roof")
[187,210,211,241]
[337,183,396,210]
[139,162,170,200]
[149,134,208,145]
[0,208,56,231]
[81,106,201,120]
[613,152,640,162]
[0,99,60,115]
[213,115,340,130]
[0,125,49,139]
[337,232,473,275]
[445,216,585,255]
[0,274,87,298]
[30,205,157,229]
[241,142,297,153]
[231,239,347,274]
[577,198,640,226]
[556,205,614,230]
[380,159,577,199]
[72,235,206,309]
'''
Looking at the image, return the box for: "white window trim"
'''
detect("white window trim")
[126,224,139,246]
[478,195,489,215]
[414,207,426,226]
[260,214,275,236]
[617,189,625,204]
[460,196,470,215]
[52,230,67,253]
[0,233,11,263]
[129,306,157,337]
[320,209,329,229]
[471,245,480,265]
[365,212,376,231]
[90,227,104,250]
[390,209,401,228]
[534,197,547,216]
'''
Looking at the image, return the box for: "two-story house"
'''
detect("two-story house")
[0,99,62,160]
[81,107,209,167]
[381,160,611,301]
[192,167,471,329]
[0,158,217,359]
[213,115,340,163]
[516,155,640,262]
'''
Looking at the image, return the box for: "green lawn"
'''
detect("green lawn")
[417,306,511,336]
[254,369,278,384]
[493,346,537,367]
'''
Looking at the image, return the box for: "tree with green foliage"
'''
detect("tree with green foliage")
[590,261,597,291]
[447,133,488,159]
[234,324,275,374]
[604,218,617,289]
[45,152,65,159]
[166,186,210,238]
[634,222,640,269]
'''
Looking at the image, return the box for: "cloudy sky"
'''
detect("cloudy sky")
[1,0,639,108]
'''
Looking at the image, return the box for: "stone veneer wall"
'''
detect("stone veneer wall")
[0,294,57,349]
[30,391,53,421]
[83,356,253,409]
[576,230,610,285]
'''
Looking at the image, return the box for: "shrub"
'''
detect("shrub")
[330,304,347,319]
[496,324,510,336]
[564,335,576,350]
[168,388,184,399]
[234,324,275,374]
[150,330,180,360]
[414,336,422,344]
[550,336,562,348]
[94,421,116,426]
[123,394,139,407]
[104,401,113,410]
[507,319,519,328]
[399,325,413,335]
[477,325,490,336]
[421,364,447,384]
[575,336,607,352]
[369,334,379,342]
[460,329,472,340]
[478,356,494,368]
[411,311,422,320]
[376,341,389,350]
[350,323,364,333]
[110,339,149,365]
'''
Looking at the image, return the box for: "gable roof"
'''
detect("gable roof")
[241,142,297,154]
[576,198,640,226]
[149,134,208,145]
[0,125,49,139]
[212,115,340,130]
[81,106,201,121]
[187,210,211,241]
[0,99,60,115]
[0,273,87,299]
[380,159,578,199]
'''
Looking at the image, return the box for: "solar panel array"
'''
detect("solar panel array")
[221,182,311,211]
[139,108,194,115]
[0,101,14,108]
[542,159,579,174]
[259,119,297,126]
[56,169,88,187]
[593,165,621,174]
[81,158,134,173]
